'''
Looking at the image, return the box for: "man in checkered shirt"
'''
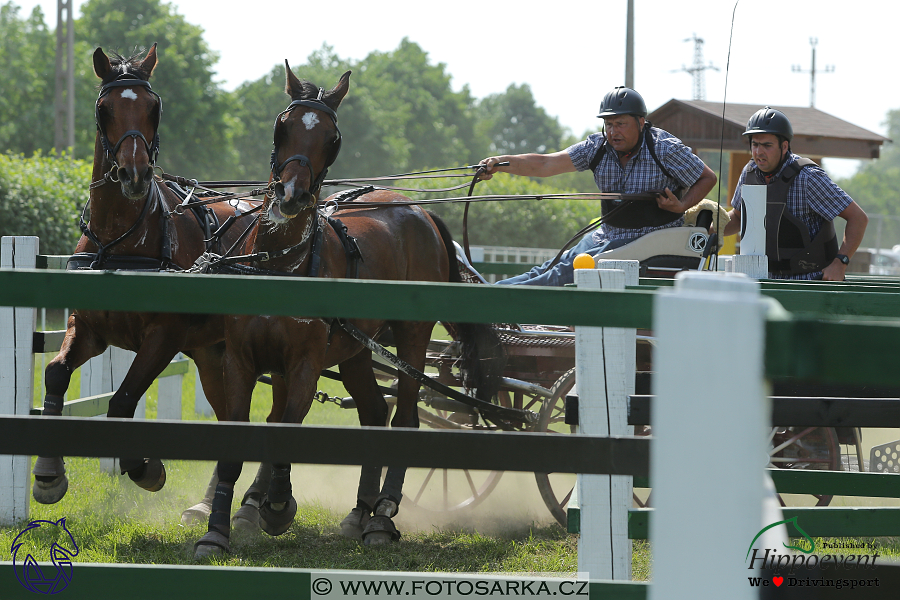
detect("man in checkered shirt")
[478,86,717,286]
[724,107,868,281]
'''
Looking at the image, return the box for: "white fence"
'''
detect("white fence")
[0,236,206,525]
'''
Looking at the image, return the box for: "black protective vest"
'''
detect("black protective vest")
[748,158,838,275]
[589,123,684,229]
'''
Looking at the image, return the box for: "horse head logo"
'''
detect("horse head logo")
[11,518,79,594]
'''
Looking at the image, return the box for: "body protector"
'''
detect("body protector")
[748,158,838,275]
[589,123,684,229]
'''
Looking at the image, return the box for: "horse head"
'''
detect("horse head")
[268,63,350,222]
[11,518,80,594]
[92,44,162,201]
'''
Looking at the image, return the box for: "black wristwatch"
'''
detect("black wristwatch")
[835,254,850,265]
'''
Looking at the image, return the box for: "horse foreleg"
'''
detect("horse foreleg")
[34,313,108,504]
[338,349,388,540]
[362,323,431,545]
[194,460,243,559]
[108,326,185,491]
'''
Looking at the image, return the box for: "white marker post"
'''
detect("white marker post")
[734,184,768,279]
[649,271,769,600]
[574,259,638,580]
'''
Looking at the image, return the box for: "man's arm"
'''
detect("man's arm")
[657,164,717,213]
[821,201,869,281]
[724,206,741,237]
[478,151,576,179]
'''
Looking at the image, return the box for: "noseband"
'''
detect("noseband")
[95,74,163,168]
[269,89,342,198]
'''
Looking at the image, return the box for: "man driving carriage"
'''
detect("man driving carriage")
[723,107,869,281]
[477,86,718,286]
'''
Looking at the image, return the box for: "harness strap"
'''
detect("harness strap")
[78,180,158,269]
[336,320,537,427]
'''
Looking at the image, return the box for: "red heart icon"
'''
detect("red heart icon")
[773,576,784,587]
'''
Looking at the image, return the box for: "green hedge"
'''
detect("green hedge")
[0,152,90,254]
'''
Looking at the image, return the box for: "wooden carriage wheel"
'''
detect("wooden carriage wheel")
[769,425,841,506]
[393,377,551,514]
[533,368,578,528]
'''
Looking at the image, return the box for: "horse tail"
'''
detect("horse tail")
[427,211,506,401]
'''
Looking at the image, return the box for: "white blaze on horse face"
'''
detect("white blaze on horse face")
[120,89,138,101]
[301,112,319,130]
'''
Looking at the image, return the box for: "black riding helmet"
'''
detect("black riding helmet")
[597,87,647,119]
[743,106,793,141]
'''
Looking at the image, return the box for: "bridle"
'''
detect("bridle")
[94,74,163,171]
[269,89,342,199]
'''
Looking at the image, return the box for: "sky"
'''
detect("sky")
[14,0,900,177]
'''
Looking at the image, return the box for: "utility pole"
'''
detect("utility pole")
[54,0,75,154]
[674,34,718,101]
[792,37,834,108]
[625,0,634,88]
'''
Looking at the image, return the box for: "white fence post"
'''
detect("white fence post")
[574,260,638,580]
[157,353,184,420]
[194,363,214,417]
[0,236,38,525]
[649,271,769,600]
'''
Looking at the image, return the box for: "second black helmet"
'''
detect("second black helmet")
[743,106,793,141]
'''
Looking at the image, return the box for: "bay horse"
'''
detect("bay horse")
[34,45,272,514]
[193,65,504,557]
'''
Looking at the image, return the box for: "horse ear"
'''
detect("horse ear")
[325,70,352,110]
[93,47,111,79]
[284,60,303,98]
[140,43,158,78]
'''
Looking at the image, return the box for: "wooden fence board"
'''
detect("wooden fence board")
[0,415,650,476]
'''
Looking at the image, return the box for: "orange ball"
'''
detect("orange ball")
[572,253,595,270]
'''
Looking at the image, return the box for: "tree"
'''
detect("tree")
[838,109,900,247]
[0,3,55,155]
[476,83,566,156]
[0,152,91,253]
[72,0,237,178]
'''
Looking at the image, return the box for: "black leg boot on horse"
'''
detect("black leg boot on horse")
[258,463,298,536]
[194,460,242,559]
[361,468,407,545]
[108,390,166,492]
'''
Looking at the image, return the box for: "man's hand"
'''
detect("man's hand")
[476,157,504,181]
[656,188,684,213]
[821,258,848,281]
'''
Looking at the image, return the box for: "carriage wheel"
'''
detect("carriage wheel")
[397,379,546,515]
[769,426,841,506]
[533,368,577,528]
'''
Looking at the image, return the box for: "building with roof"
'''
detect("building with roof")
[648,100,891,253]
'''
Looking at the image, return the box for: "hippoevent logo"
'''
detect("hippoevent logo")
[10,518,79,594]
[745,516,880,591]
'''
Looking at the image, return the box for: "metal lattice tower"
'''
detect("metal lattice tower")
[674,34,719,101]
[792,38,834,108]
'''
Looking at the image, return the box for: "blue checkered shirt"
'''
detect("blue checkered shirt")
[731,153,853,280]
[567,126,707,243]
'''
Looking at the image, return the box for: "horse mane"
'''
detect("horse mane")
[98,50,152,87]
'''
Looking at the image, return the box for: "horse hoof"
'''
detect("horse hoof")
[193,531,230,560]
[33,456,66,477]
[361,515,401,545]
[32,474,69,505]
[181,501,212,526]
[128,458,166,492]
[258,496,297,537]
[340,507,371,541]
[232,504,261,533]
